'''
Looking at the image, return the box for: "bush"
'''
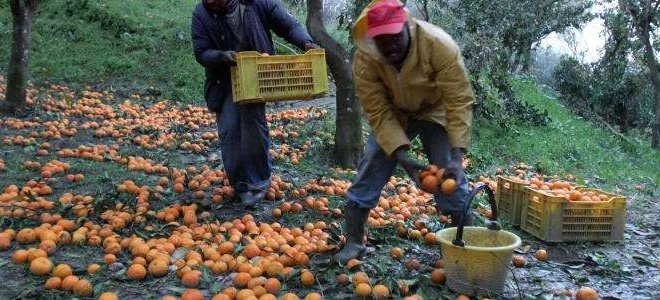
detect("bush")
[553,55,653,133]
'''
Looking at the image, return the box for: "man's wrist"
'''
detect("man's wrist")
[450,147,464,162]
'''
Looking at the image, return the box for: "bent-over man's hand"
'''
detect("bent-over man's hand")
[304,42,321,50]
[444,148,465,183]
[394,148,426,186]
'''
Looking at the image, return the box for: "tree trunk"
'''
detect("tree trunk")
[306,0,364,167]
[638,29,660,148]
[620,0,660,148]
[521,46,532,73]
[3,0,37,114]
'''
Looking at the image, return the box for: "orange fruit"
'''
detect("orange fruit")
[271,208,282,218]
[174,183,185,194]
[234,272,251,288]
[390,247,403,259]
[300,270,315,287]
[212,294,231,300]
[252,286,267,297]
[87,263,101,275]
[218,241,235,255]
[248,266,263,278]
[456,295,470,300]
[98,292,119,300]
[182,270,201,287]
[264,278,281,293]
[266,261,283,277]
[405,259,421,271]
[149,259,170,277]
[568,191,583,201]
[535,249,548,262]
[259,294,276,300]
[127,263,147,280]
[243,244,260,259]
[222,287,238,299]
[512,255,526,268]
[73,279,93,297]
[355,283,372,297]
[181,289,205,300]
[61,275,80,291]
[281,293,299,300]
[12,249,28,263]
[424,232,436,245]
[346,258,360,270]
[575,287,598,300]
[0,234,11,250]
[236,289,256,300]
[30,257,53,276]
[104,254,117,264]
[336,273,349,286]
[430,269,446,284]
[247,277,266,289]
[372,284,390,300]
[53,264,73,278]
[352,272,370,285]
[441,178,458,195]
[44,277,62,289]
[16,228,37,244]
[421,175,439,193]
[38,240,57,255]
[408,230,422,240]
[304,292,322,300]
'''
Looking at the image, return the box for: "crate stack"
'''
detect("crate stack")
[495,175,627,242]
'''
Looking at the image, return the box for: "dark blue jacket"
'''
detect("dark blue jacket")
[191,0,313,112]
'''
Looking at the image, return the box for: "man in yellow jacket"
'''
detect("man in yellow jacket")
[334,0,475,263]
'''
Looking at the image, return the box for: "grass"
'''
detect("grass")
[0,0,323,104]
[469,77,660,196]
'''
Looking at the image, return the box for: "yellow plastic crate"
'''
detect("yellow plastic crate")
[495,176,528,226]
[231,49,328,103]
[520,187,627,242]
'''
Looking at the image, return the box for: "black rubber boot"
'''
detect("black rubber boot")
[239,192,258,208]
[333,202,370,264]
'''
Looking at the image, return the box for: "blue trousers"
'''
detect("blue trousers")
[346,120,469,216]
[216,98,272,193]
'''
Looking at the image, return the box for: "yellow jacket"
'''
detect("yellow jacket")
[352,2,474,156]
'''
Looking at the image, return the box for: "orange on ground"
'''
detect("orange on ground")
[430,269,446,284]
[181,289,205,300]
[127,263,147,280]
[30,257,53,276]
[73,279,93,297]
[44,277,62,290]
[355,283,372,297]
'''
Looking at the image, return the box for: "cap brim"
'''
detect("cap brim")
[366,22,405,38]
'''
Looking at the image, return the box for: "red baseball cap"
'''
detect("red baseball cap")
[366,0,407,38]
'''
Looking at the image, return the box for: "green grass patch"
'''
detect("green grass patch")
[469,77,660,196]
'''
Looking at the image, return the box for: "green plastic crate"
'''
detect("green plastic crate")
[231,49,328,103]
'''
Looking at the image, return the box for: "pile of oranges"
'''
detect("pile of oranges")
[0,81,607,299]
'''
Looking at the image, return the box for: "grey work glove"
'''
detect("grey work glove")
[304,42,321,50]
[394,147,426,186]
[444,148,465,183]
[220,50,237,66]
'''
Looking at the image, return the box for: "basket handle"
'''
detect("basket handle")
[452,183,500,247]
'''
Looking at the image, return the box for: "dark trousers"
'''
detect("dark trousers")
[216,97,272,193]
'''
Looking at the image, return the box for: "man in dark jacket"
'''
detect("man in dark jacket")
[191,0,318,207]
